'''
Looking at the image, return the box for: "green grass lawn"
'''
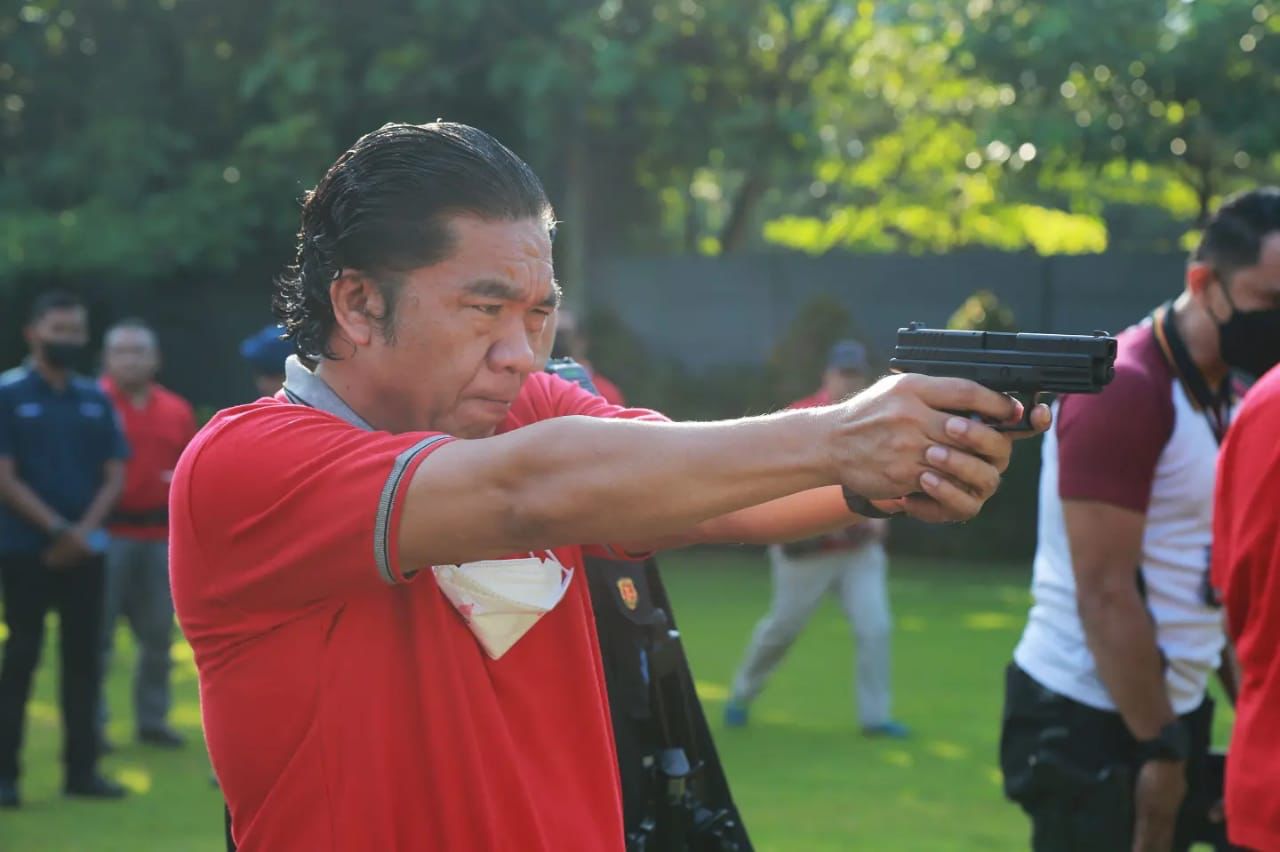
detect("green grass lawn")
[0,550,1233,851]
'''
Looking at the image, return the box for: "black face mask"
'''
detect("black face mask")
[41,341,86,371]
[1215,282,1280,378]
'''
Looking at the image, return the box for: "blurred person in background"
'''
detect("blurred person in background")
[239,323,294,398]
[98,319,196,751]
[174,121,1046,851]
[0,292,129,807]
[1213,371,1280,851]
[1001,188,1280,852]
[550,307,626,406]
[724,340,907,738]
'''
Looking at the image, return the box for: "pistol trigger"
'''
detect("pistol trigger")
[1013,391,1041,432]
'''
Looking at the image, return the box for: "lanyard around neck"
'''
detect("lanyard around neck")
[1152,302,1232,445]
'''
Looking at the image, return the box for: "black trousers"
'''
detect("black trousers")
[0,552,105,781]
[999,662,1230,852]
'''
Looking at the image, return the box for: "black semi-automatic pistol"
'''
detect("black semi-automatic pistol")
[888,322,1118,430]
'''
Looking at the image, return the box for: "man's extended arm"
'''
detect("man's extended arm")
[400,374,1035,567]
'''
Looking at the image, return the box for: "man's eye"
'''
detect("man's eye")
[472,304,502,316]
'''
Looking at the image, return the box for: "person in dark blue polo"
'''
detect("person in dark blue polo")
[0,291,129,807]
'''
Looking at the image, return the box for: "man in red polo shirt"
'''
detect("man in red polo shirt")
[99,320,196,750]
[171,121,1046,851]
[1214,358,1280,852]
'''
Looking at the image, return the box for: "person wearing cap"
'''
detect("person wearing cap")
[724,340,909,738]
[239,324,294,398]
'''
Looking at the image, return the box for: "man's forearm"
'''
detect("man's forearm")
[1080,589,1177,739]
[406,409,837,565]
[77,462,124,531]
[649,486,856,549]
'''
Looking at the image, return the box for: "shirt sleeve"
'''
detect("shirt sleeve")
[106,403,130,461]
[1056,364,1174,513]
[178,406,455,613]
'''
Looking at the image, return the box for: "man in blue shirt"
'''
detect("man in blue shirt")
[0,291,129,807]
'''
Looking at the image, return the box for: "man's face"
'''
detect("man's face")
[1217,232,1280,313]
[25,306,89,366]
[824,367,868,402]
[1196,232,1280,346]
[104,327,160,388]
[355,215,558,438]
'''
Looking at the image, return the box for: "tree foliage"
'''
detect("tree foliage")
[1,0,1276,295]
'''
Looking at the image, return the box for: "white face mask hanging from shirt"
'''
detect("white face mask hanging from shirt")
[431,552,574,659]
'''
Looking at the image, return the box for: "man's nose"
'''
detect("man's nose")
[489,320,538,374]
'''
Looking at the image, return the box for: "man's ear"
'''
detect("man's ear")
[329,271,388,349]
[1186,262,1215,298]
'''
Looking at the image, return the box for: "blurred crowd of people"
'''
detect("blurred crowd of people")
[0,294,291,808]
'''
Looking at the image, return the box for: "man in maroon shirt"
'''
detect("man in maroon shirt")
[99,319,196,749]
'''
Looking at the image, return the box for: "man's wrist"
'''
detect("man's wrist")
[1135,718,1190,765]
[842,487,896,519]
[46,517,71,538]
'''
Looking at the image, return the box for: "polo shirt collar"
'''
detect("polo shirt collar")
[281,355,375,432]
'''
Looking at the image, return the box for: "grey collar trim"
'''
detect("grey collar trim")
[281,355,375,432]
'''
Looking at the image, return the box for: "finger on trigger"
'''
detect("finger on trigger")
[922,377,1019,423]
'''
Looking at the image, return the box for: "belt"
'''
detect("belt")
[109,509,169,526]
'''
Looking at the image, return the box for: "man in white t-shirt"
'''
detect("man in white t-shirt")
[1000,187,1280,852]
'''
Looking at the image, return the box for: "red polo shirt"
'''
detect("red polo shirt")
[170,371,666,852]
[1212,364,1280,852]
[102,377,196,541]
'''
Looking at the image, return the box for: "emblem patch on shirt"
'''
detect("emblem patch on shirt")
[616,577,639,610]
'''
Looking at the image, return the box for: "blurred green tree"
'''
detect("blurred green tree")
[947,289,1017,331]
[2,0,1276,298]
[958,0,1280,231]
